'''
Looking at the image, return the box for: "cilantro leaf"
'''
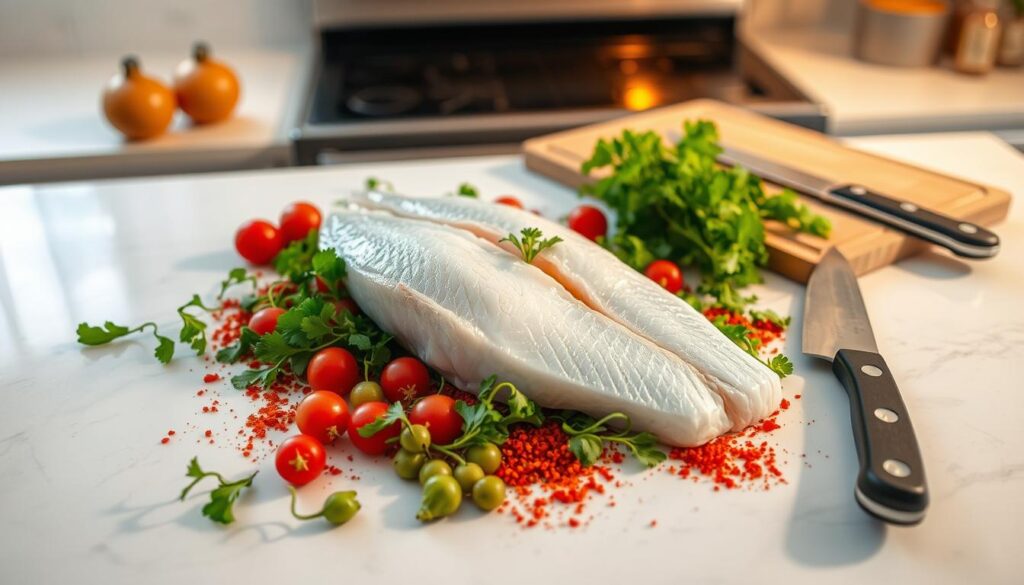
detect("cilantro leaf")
[366,176,394,191]
[273,229,319,281]
[568,435,604,467]
[76,320,176,364]
[76,321,132,345]
[580,120,830,312]
[769,354,794,378]
[500,227,563,263]
[216,327,259,364]
[218,267,257,300]
[557,411,666,468]
[154,335,176,364]
[456,183,479,198]
[179,457,257,525]
[357,402,407,438]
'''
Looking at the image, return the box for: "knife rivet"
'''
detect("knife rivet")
[958,223,978,234]
[899,202,919,212]
[850,185,867,195]
[883,459,911,478]
[874,407,899,423]
[861,365,883,377]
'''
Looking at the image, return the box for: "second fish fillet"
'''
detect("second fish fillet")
[351,191,782,430]
[320,209,732,447]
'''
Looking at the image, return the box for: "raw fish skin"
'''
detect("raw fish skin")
[352,191,782,430]
[320,209,732,447]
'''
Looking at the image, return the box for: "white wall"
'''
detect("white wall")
[0,0,313,57]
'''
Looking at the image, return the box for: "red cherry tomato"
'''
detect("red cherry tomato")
[380,357,432,404]
[274,434,326,486]
[307,347,360,395]
[567,205,608,241]
[235,220,283,265]
[279,201,322,244]
[296,390,351,444]
[494,196,523,208]
[409,394,463,445]
[248,307,285,336]
[333,298,360,316]
[349,401,401,456]
[644,259,684,294]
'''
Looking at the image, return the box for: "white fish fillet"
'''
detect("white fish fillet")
[320,209,732,447]
[351,191,782,431]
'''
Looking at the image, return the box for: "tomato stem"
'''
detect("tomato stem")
[288,486,324,521]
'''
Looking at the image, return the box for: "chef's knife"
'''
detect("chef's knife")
[803,248,928,525]
[717,146,1000,259]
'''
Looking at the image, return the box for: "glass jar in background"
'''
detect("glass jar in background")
[998,0,1024,66]
[952,0,1003,74]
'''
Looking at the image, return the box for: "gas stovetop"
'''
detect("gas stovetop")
[294,17,822,164]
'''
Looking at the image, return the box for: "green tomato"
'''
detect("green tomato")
[418,459,452,485]
[453,462,485,493]
[471,475,506,512]
[400,424,431,453]
[321,491,361,525]
[466,443,502,474]
[393,448,427,480]
[349,381,384,407]
[416,475,462,522]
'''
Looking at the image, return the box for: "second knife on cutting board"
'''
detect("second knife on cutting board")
[717,145,1000,259]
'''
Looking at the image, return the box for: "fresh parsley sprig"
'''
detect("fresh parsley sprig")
[179,457,258,525]
[500,227,563,264]
[712,316,794,378]
[76,293,217,364]
[555,411,666,468]
[76,321,175,363]
[218,267,258,300]
[582,119,831,312]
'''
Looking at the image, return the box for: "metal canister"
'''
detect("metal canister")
[854,0,951,67]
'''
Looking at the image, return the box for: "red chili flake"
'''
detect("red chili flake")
[780,398,791,410]
[568,518,580,528]
[161,437,170,444]
[204,430,213,438]
[650,519,657,527]
[167,430,176,436]
[203,373,221,383]
[702,307,786,347]
[667,413,786,490]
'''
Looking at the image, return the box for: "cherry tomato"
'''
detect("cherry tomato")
[644,259,684,294]
[275,434,326,486]
[235,220,283,265]
[248,307,285,336]
[380,357,432,404]
[307,347,360,395]
[333,298,360,316]
[349,401,401,456]
[567,205,608,241]
[296,390,351,444]
[494,196,523,208]
[409,394,463,445]
[279,202,322,244]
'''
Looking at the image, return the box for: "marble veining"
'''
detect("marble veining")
[0,135,1022,584]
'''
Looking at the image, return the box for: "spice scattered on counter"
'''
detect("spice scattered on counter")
[666,400,788,491]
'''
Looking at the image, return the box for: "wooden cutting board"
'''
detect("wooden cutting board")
[523,99,1011,283]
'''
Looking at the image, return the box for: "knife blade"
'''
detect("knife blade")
[717,145,1000,259]
[803,248,928,525]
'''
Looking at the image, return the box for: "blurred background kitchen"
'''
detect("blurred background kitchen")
[1,0,1021,186]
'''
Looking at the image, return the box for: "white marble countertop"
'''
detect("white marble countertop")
[0,133,1022,584]
[742,28,1024,136]
[0,45,310,185]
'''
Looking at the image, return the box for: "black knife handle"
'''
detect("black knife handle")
[828,184,1000,259]
[832,348,928,525]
